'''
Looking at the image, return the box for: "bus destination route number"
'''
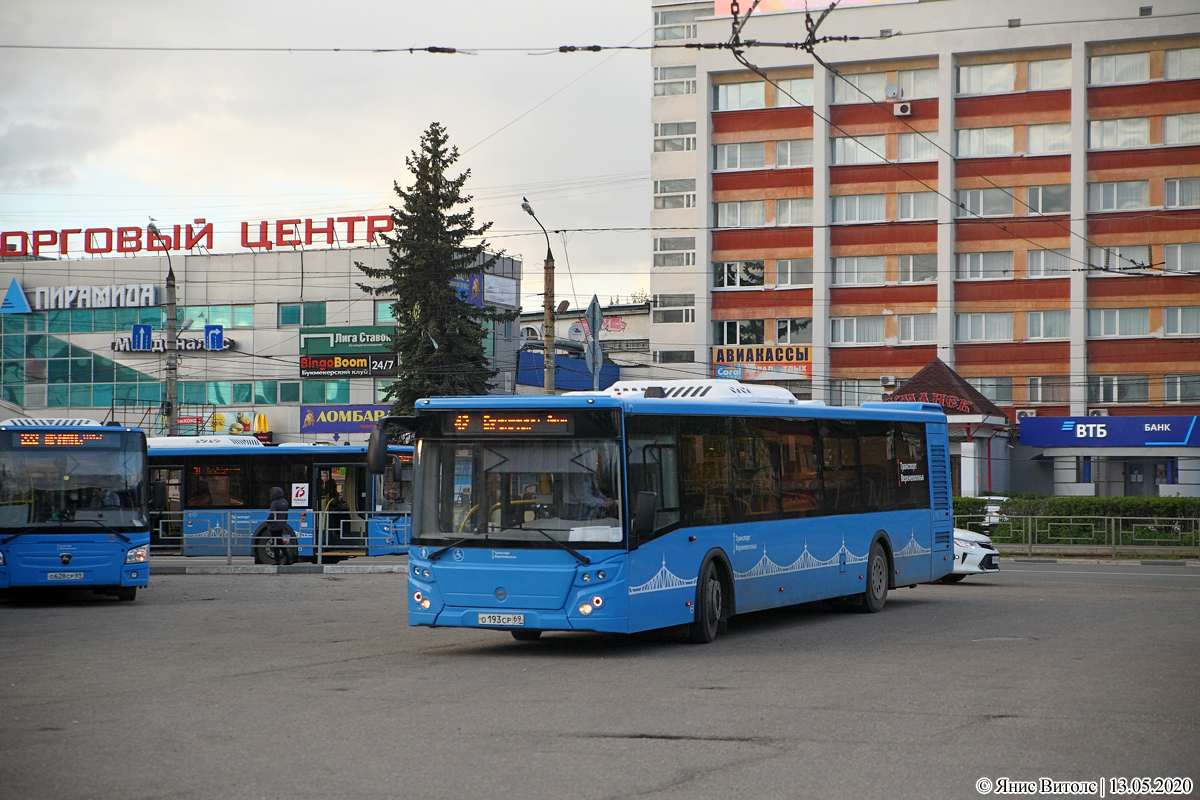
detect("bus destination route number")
[447,412,574,436]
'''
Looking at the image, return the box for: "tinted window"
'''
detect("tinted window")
[820,420,860,515]
[186,458,249,509]
[778,418,821,518]
[679,416,730,527]
[251,457,311,509]
[731,418,781,522]
[626,415,682,543]
[893,422,930,510]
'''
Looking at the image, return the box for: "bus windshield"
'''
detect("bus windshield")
[415,437,623,549]
[0,431,148,532]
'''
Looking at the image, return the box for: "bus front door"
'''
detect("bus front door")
[149,466,183,553]
[316,465,367,552]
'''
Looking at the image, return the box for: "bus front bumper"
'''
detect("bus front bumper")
[411,605,627,633]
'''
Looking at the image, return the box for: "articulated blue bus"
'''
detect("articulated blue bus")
[146,436,412,563]
[0,418,150,601]
[368,380,954,643]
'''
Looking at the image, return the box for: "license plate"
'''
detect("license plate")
[478,613,524,627]
[47,572,84,581]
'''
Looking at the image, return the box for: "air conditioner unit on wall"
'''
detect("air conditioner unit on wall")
[1088,408,1109,416]
[893,102,912,116]
[880,375,896,386]
[1015,409,1037,419]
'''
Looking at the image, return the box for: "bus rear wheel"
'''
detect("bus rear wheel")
[511,629,542,641]
[688,560,724,644]
[858,541,889,613]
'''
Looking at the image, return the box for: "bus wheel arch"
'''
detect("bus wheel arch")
[858,534,892,614]
[874,530,896,591]
[687,549,734,644]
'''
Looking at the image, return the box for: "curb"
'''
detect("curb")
[152,564,409,575]
[1001,557,1200,567]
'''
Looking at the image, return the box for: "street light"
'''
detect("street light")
[148,219,178,435]
[521,197,556,395]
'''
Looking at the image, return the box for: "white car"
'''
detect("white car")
[942,528,1001,583]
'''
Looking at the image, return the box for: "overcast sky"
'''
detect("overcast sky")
[0,0,658,309]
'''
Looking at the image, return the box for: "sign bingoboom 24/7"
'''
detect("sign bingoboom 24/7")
[0,214,395,257]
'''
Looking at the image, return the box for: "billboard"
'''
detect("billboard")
[300,405,390,434]
[298,325,398,378]
[711,346,810,381]
[1020,416,1200,449]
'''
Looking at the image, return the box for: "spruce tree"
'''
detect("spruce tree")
[356,122,511,413]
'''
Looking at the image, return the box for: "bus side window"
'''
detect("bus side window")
[625,416,681,542]
[680,416,730,528]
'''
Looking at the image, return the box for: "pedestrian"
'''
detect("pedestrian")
[267,486,295,565]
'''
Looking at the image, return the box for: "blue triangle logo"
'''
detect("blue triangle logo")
[0,278,31,314]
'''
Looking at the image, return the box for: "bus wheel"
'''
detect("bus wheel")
[116,587,137,602]
[858,541,888,613]
[688,560,723,644]
[252,535,284,566]
[511,629,542,641]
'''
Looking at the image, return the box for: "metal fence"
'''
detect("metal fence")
[149,509,411,565]
[954,514,1200,557]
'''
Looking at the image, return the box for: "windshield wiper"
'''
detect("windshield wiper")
[427,537,472,562]
[87,519,131,543]
[531,528,591,566]
[1,527,36,545]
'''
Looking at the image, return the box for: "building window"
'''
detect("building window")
[1087,245,1151,273]
[957,62,1015,95]
[1027,184,1070,215]
[253,381,277,405]
[1164,306,1200,336]
[1087,307,1150,337]
[713,141,766,171]
[279,302,325,327]
[1027,375,1069,403]
[715,319,765,345]
[1029,58,1071,90]
[832,256,885,286]
[1027,249,1070,278]
[957,188,1013,217]
[652,294,696,324]
[1164,243,1200,273]
[713,261,765,289]
[1088,375,1149,403]
[654,121,697,152]
[653,350,694,363]
[776,258,813,286]
[715,200,766,228]
[829,378,883,407]
[1027,122,1071,154]
[830,316,885,345]
[774,77,813,107]
[653,237,695,267]
[966,376,1013,404]
[955,312,1013,342]
[898,192,938,220]
[830,71,886,104]
[654,178,696,210]
[1165,178,1200,209]
[1165,114,1200,145]
[654,6,703,40]
[898,313,937,344]
[1089,53,1149,86]
[776,198,813,226]
[374,379,393,404]
[957,126,1015,158]
[776,317,812,344]
[1165,48,1200,80]
[654,65,696,96]
[899,253,938,283]
[897,132,938,162]
[898,68,938,99]
[713,81,765,111]
[1088,118,1150,150]
[279,382,300,403]
[1087,180,1149,211]
[375,300,397,323]
[957,251,1014,280]
[1164,374,1200,403]
[1027,310,1070,339]
[831,194,886,223]
[776,139,813,167]
[831,135,886,165]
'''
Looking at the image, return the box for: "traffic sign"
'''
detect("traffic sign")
[584,295,603,391]
[131,324,153,351]
[204,325,224,351]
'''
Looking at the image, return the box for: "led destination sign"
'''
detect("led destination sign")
[443,412,575,436]
[13,432,121,448]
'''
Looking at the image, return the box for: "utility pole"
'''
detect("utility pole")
[150,220,179,435]
[521,198,556,395]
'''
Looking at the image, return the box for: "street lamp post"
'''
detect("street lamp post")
[148,220,178,435]
[521,198,556,395]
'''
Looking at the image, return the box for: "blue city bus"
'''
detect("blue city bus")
[368,380,953,643]
[146,436,412,563]
[0,418,150,601]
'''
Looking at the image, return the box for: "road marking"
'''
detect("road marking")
[1004,569,1200,578]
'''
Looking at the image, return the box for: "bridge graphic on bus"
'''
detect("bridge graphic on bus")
[628,557,699,595]
[733,538,868,581]
[894,531,931,558]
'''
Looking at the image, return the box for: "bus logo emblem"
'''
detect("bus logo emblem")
[495,587,507,601]
[60,553,72,565]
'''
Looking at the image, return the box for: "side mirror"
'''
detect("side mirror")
[151,481,168,511]
[367,416,415,474]
[630,491,658,548]
[393,459,405,483]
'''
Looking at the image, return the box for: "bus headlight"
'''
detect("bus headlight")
[420,599,431,610]
[578,603,593,615]
[125,545,149,564]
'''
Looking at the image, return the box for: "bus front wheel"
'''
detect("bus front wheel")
[688,560,724,644]
[858,541,889,613]
[252,534,285,566]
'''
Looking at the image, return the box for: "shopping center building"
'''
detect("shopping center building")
[0,221,521,442]
[648,0,1200,494]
